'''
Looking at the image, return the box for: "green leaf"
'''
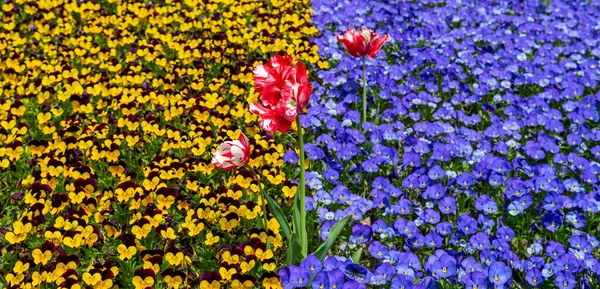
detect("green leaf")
[351,247,363,263]
[363,141,374,153]
[292,190,303,254]
[265,194,291,241]
[255,213,265,229]
[286,233,302,265]
[313,216,351,262]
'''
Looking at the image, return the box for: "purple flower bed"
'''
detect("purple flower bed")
[281,0,600,288]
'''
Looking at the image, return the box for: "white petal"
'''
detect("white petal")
[253,64,268,78]
[230,144,245,159]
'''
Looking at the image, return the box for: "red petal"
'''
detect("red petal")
[213,160,238,170]
[253,54,296,107]
[250,102,292,133]
[337,29,367,58]
[367,34,391,59]
[238,132,250,153]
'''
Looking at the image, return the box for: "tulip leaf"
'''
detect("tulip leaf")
[313,216,351,262]
[351,247,363,263]
[286,233,302,265]
[292,182,307,258]
[264,193,291,241]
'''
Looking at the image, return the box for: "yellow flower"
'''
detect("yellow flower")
[32,249,52,265]
[117,244,136,260]
[200,280,221,289]
[82,272,102,286]
[165,252,184,266]
[205,232,220,246]
[13,261,30,274]
[132,276,154,289]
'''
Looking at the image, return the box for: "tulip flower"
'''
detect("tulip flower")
[211,132,251,170]
[336,28,390,59]
[249,53,312,134]
[337,28,390,124]
[250,53,312,260]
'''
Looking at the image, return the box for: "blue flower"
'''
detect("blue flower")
[423,183,445,200]
[565,211,586,229]
[554,271,576,289]
[424,231,443,249]
[352,224,373,244]
[487,261,512,286]
[435,222,453,236]
[319,220,335,241]
[284,150,299,164]
[525,268,544,286]
[480,250,498,267]
[307,177,323,190]
[301,254,323,275]
[437,196,456,214]
[370,262,394,285]
[456,172,475,188]
[457,214,478,235]
[461,271,487,289]
[394,218,418,238]
[461,257,484,274]
[344,264,370,283]
[368,241,388,259]
[362,159,379,173]
[541,211,564,232]
[371,219,389,235]
[328,269,346,289]
[427,165,446,180]
[288,265,311,288]
[323,256,340,271]
[429,251,457,279]
[314,190,332,206]
[390,274,413,289]
[392,198,412,215]
[470,232,491,251]
[422,209,440,224]
[341,280,365,289]
[311,271,329,289]
[557,253,581,274]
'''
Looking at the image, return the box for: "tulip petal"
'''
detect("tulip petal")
[368,34,391,59]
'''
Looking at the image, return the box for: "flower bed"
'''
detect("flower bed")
[3,0,600,288]
[279,0,600,288]
[0,0,317,288]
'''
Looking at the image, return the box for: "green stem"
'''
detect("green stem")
[362,56,367,125]
[296,115,308,258]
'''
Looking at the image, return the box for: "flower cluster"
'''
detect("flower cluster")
[0,0,318,288]
[280,0,600,288]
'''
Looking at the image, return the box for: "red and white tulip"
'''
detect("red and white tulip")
[337,28,391,59]
[250,53,312,133]
[211,132,251,170]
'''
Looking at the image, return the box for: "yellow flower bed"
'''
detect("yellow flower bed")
[0,0,319,288]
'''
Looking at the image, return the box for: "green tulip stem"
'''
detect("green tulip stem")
[296,115,308,258]
[362,56,367,125]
